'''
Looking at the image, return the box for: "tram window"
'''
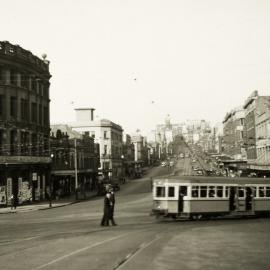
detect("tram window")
[225,187,229,198]
[217,186,223,198]
[259,187,265,197]
[200,186,207,198]
[156,186,165,197]
[208,186,216,197]
[179,186,187,196]
[192,186,199,197]
[266,187,270,198]
[238,187,245,198]
[168,187,175,197]
[252,187,257,197]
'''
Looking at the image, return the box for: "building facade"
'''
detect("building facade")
[0,41,51,205]
[50,125,100,199]
[71,108,124,179]
[222,107,246,160]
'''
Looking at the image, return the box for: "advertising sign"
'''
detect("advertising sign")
[0,186,6,205]
[6,178,12,205]
[20,182,32,203]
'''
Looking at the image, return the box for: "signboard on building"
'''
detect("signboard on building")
[20,182,32,203]
[32,173,37,181]
[6,178,12,205]
[0,186,6,205]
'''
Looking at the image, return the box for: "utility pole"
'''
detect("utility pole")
[74,138,78,200]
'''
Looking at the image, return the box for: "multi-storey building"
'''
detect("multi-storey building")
[0,41,51,205]
[122,134,135,178]
[50,125,100,198]
[243,91,258,160]
[243,91,270,171]
[222,107,246,160]
[71,108,123,179]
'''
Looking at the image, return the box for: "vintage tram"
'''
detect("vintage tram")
[152,176,270,219]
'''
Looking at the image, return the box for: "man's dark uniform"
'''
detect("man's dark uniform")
[109,190,117,226]
[100,192,111,226]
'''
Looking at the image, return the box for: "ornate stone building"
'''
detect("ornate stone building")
[0,41,51,205]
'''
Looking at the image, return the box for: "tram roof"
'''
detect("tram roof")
[153,176,270,185]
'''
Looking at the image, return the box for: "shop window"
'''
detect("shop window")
[217,186,223,198]
[156,186,165,197]
[168,186,175,197]
[192,186,199,197]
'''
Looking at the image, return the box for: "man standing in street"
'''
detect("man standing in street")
[109,187,117,226]
[100,185,111,226]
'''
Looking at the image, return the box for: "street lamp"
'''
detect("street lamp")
[49,153,54,208]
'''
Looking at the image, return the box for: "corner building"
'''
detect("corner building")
[0,41,51,205]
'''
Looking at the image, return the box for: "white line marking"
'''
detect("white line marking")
[116,236,160,269]
[32,233,128,270]
[0,236,41,246]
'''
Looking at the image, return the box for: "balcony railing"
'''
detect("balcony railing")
[0,155,51,164]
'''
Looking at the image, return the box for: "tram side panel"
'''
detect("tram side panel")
[187,199,229,215]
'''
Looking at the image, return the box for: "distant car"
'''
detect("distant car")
[161,161,167,167]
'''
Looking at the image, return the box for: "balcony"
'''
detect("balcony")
[0,155,51,164]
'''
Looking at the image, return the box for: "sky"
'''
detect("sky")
[1,0,270,138]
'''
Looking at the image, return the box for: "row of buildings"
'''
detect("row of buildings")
[220,90,270,175]
[0,41,158,206]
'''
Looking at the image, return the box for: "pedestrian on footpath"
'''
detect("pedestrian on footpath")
[108,187,117,226]
[10,194,17,210]
[100,185,112,226]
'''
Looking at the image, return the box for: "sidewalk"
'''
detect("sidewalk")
[0,190,98,215]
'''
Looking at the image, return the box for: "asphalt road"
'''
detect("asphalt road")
[0,164,270,270]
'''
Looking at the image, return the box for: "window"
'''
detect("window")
[43,106,48,125]
[10,97,17,118]
[266,187,270,198]
[90,131,95,139]
[217,186,223,198]
[238,187,245,198]
[31,102,37,123]
[192,186,199,197]
[21,99,28,121]
[208,186,216,198]
[21,73,28,88]
[200,186,207,198]
[168,186,175,197]
[0,95,4,116]
[259,187,265,197]
[156,186,165,197]
[179,186,187,196]
[38,104,42,124]
[10,70,17,85]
